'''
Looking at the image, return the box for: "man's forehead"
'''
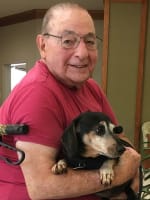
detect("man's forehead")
[60,30,96,37]
[49,12,95,35]
[51,8,94,26]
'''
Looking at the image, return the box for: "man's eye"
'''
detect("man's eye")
[85,39,96,46]
[62,37,76,47]
[63,39,73,44]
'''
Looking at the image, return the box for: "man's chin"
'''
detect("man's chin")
[68,76,90,88]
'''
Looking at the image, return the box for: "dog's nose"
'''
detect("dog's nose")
[113,126,123,134]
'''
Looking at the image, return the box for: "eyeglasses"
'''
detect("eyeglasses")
[43,31,102,50]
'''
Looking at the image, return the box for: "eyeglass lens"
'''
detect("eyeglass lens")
[61,31,99,50]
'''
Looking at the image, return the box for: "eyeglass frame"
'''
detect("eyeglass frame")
[42,30,102,50]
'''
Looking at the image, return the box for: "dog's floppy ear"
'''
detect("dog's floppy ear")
[61,117,80,159]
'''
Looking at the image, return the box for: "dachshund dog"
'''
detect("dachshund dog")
[52,111,138,200]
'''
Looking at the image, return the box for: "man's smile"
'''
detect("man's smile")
[68,64,88,68]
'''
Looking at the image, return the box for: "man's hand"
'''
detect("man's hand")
[110,147,141,200]
[131,168,140,194]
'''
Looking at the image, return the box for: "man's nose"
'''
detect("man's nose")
[74,40,89,58]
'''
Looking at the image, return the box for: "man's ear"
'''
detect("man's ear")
[36,34,46,59]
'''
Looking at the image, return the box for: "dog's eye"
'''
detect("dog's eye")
[96,125,105,135]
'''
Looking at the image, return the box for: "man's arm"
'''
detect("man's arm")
[16,141,141,200]
[114,132,141,198]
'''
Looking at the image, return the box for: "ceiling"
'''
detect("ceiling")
[0,0,104,18]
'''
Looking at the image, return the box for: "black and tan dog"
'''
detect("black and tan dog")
[52,111,138,200]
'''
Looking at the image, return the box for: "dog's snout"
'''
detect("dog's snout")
[107,142,125,158]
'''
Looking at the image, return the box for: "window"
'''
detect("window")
[10,63,27,90]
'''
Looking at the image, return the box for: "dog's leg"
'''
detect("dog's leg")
[99,159,116,185]
[52,159,67,174]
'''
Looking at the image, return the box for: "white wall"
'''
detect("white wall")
[0,19,41,102]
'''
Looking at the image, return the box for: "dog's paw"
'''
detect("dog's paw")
[52,159,67,174]
[99,167,114,185]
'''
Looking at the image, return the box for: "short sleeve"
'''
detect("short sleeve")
[12,83,65,148]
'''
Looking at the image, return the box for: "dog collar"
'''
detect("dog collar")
[66,155,109,170]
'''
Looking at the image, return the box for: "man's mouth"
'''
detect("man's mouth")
[69,64,88,68]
